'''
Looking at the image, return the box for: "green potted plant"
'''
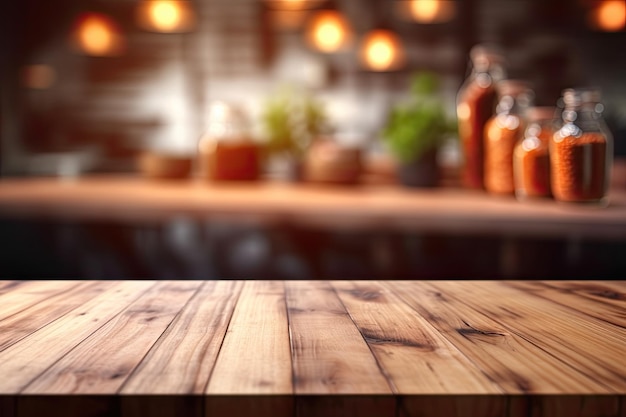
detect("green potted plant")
[260,86,327,180]
[382,72,455,187]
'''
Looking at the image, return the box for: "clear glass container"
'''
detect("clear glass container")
[484,80,533,195]
[198,101,261,181]
[514,107,556,200]
[550,88,613,205]
[456,44,506,189]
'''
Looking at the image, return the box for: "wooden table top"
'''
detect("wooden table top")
[0,176,626,239]
[0,280,624,417]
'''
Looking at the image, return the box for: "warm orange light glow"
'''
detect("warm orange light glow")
[360,30,405,71]
[264,0,324,11]
[269,10,309,30]
[589,0,626,31]
[21,65,57,89]
[395,0,456,24]
[410,0,440,22]
[305,10,352,53]
[73,13,125,56]
[137,0,195,33]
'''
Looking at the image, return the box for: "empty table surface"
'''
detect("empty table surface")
[0,280,625,416]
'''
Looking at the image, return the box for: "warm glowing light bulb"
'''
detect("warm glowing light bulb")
[137,0,195,33]
[305,10,352,53]
[595,0,626,31]
[410,0,440,22]
[360,30,405,71]
[74,13,124,56]
[148,1,181,31]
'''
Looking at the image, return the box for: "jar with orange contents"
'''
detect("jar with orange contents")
[513,107,556,200]
[198,102,261,181]
[484,80,533,195]
[550,88,613,205]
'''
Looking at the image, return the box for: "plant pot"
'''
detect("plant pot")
[397,147,440,188]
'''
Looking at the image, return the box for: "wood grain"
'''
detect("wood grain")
[0,281,155,393]
[332,280,501,394]
[285,280,392,395]
[0,280,623,417]
[0,281,80,322]
[121,280,242,394]
[206,280,292,395]
[426,281,626,393]
[505,281,626,328]
[385,281,612,394]
[0,281,110,352]
[23,281,201,394]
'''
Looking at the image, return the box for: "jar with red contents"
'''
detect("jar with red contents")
[456,45,506,189]
[483,80,533,195]
[513,107,556,200]
[550,88,613,205]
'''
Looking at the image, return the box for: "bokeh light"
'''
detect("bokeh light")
[588,0,626,31]
[360,29,405,71]
[73,12,125,56]
[137,0,196,33]
[305,10,353,53]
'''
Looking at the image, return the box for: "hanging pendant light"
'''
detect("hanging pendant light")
[360,29,405,71]
[263,0,325,10]
[395,0,456,24]
[587,0,625,32]
[136,0,196,33]
[304,2,353,53]
[71,12,126,57]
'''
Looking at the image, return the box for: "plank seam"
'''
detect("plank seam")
[116,280,209,394]
[17,281,161,394]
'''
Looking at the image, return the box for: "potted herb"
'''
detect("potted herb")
[260,87,327,181]
[382,72,455,187]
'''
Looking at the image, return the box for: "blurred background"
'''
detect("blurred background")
[1,0,625,279]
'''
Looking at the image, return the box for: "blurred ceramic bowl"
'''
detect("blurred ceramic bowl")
[303,139,362,185]
[137,151,193,180]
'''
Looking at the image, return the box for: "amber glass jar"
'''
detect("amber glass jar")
[457,45,506,189]
[550,88,612,205]
[513,107,556,200]
[483,80,533,195]
[198,102,261,181]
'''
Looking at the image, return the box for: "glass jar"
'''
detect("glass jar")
[513,107,556,200]
[550,88,613,205]
[484,80,533,195]
[456,44,506,189]
[198,102,261,181]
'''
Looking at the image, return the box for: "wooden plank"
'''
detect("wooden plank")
[0,281,80,322]
[0,396,15,417]
[285,280,392,395]
[397,395,508,417]
[206,281,292,394]
[121,396,202,417]
[23,281,202,394]
[0,281,155,393]
[16,396,117,417]
[504,281,626,328]
[516,395,621,417]
[427,281,626,393]
[295,396,396,417]
[331,280,502,394]
[385,281,612,394]
[121,280,243,394]
[0,280,27,294]
[0,281,114,352]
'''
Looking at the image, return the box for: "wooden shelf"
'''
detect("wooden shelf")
[0,176,625,239]
[0,280,624,416]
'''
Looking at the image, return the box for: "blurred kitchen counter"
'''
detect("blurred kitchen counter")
[0,175,625,240]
